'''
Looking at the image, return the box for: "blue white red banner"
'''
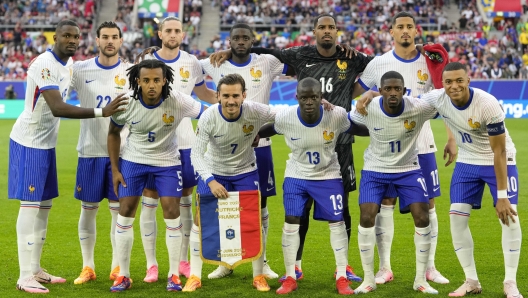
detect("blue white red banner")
[198,190,262,269]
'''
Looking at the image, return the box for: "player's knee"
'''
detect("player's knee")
[413,212,430,228]
[162,205,179,219]
[381,197,397,205]
[182,187,193,197]
[143,188,159,198]
[359,213,375,228]
[119,202,137,217]
[285,215,301,225]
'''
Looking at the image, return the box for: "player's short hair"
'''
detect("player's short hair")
[230,23,254,37]
[380,71,405,87]
[443,62,467,74]
[159,16,182,30]
[126,59,174,100]
[313,13,337,29]
[297,77,321,93]
[56,20,79,32]
[217,73,246,93]
[392,11,416,25]
[96,21,122,38]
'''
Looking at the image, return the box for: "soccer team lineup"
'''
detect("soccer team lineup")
[5,11,524,298]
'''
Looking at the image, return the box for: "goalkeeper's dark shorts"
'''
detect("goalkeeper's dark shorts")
[335,144,357,194]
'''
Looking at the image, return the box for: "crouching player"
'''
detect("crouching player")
[258,77,369,295]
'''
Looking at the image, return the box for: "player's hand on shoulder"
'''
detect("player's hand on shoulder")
[208,180,229,199]
[134,46,161,63]
[355,90,378,115]
[112,170,126,197]
[321,98,334,111]
[103,93,129,117]
[209,49,231,67]
[443,138,458,167]
[495,198,517,226]
[336,43,358,58]
[252,134,260,147]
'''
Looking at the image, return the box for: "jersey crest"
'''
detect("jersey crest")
[467,117,481,130]
[336,60,347,80]
[114,75,126,90]
[249,67,262,84]
[163,111,175,126]
[242,124,254,136]
[404,119,416,133]
[323,130,335,144]
[179,67,190,83]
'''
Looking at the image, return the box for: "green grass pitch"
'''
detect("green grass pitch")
[0,119,526,297]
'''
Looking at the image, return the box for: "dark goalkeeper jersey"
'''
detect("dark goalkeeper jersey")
[279,45,373,144]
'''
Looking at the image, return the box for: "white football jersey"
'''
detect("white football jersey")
[352,96,438,173]
[10,50,73,149]
[144,50,205,149]
[71,57,131,157]
[274,106,352,180]
[111,90,204,167]
[358,51,436,154]
[192,101,278,182]
[200,53,286,147]
[421,88,516,165]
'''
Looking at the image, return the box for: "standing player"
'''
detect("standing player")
[353,12,451,284]
[138,16,216,282]
[70,21,132,285]
[420,62,522,298]
[351,71,439,294]
[183,74,278,293]
[258,78,368,295]
[211,14,371,281]
[8,20,127,294]
[199,22,293,279]
[107,59,206,292]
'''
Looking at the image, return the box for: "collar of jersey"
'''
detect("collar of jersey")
[380,97,405,117]
[297,106,323,127]
[228,55,252,67]
[218,103,243,122]
[47,49,67,66]
[139,94,164,109]
[154,50,181,63]
[392,50,420,63]
[95,56,121,69]
[451,87,474,110]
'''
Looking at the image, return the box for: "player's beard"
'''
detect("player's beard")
[163,40,180,50]
[400,41,412,48]
[320,41,334,50]
[231,47,251,59]
[100,47,118,58]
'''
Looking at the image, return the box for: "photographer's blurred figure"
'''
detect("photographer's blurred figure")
[5,84,17,99]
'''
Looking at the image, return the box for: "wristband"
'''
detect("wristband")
[497,189,507,198]
[94,108,103,118]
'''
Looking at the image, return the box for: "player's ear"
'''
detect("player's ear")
[242,91,247,99]
[402,87,407,95]
[158,29,162,39]
[163,77,167,86]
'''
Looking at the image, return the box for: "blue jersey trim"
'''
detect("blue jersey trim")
[451,87,474,110]
[95,56,121,69]
[39,85,59,91]
[205,176,215,185]
[195,80,205,86]
[357,78,370,91]
[139,94,164,109]
[218,104,243,122]
[110,118,124,128]
[47,49,67,66]
[392,50,421,63]
[379,97,405,117]
[228,55,252,67]
[196,104,204,119]
[297,106,323,127]
[153,50,181,63]
[282,64,288,74]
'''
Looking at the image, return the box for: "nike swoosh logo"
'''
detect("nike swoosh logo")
[144,232,154,236]
[117,230,126,233]
[375,232,385,236]
[169,235,180,237]
[510,249,520,252]
[424,193,429,197]
[177,187,183,191]
[508,194,517,199]
[290,138,301,141]
[266,187,275,191]
[41,238,46,240]
[28,242,34,245]
[373,128,384,131]
[80,237,89,240]
[85,79,95,83]
[336,247,344,251]
[193,249,200,252]
[214,134,225,138]
[60,77,65,82]
[431,235,437,239]
[334,212,342,215]
[282,244,291,247]
[131,121,141,125]
[454,247,462,251]
[306,63,316,67]
[442,115,450,119]
[433,187,440,192]
[360,249,370,252]
[184,234,190,237]
[420,249,430,252]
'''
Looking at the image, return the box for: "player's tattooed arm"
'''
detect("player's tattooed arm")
[443,123,458,167]
[108,122,126,196]
[43,90,128,118]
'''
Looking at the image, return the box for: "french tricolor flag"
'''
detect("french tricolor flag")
[198,190,262,269]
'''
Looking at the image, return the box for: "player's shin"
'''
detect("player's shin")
[116,215,135,277]
[79,202,99,270]
[427,207,438,269]
[140,196,158,268]
[375,204,395,271]
[31,199,52,275]
[165,217,183,277]
[261,205,269,260]
[17,202,41,280]
[179,195,193,262]
[500,205,521,283]
[414,225,431,282]
[329,221,348,279]
[109,202,120,270]
[189,224,203,279]
[357,225,376,282]
[282,223,300,279]
[450,203,478,280]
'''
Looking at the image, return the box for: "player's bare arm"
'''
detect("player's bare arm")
[43,90,128,118]
[443,123,458,166]
[193,84,217,104]
[489,133,517,226]
[108,121,126,196]
[352,82,379,115]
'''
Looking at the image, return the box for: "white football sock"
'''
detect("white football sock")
[108,202,120,269]
[358,225,376,283]
[17,202,40,280]
[414,225,432,282]
[189,224,203,279]
[116,215,135,277]
[375,204,394,271]
[450,203,478,280]
[295,260,302,269]
[140,196,158,268]
[165,217,183,277]
[329,221,348,280]
[31,199,52,275]
[500,205,521,283]
[179,195,193,262]
[427,207,438,269]
[78,201,99,270]
[252,230,265,277]
[261,207,269,261]
[282,223,300,279]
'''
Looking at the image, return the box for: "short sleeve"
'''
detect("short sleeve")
[254,102,278,123]
[30,57,60,91]
[279,46,300,66]
[483,97,505,126]
[336,108,352,133]
[177,92,204,119]
[350,110,366,126]
[265,54,286,77]
[70,62,80,90]
[199,59,210,79]
[354,52,375,75]
[419,88,444,109]
[192,56,205,86]
[357,57,378,91]
[111,110,127,127]
[273,111,285,134]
